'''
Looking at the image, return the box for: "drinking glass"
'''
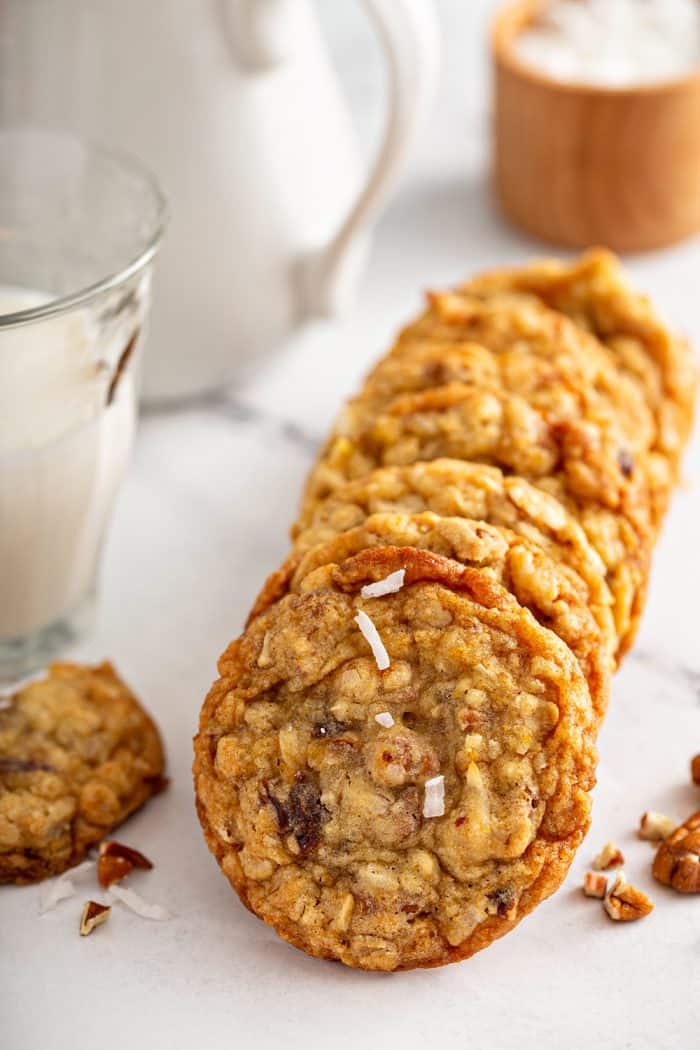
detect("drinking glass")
[0,129,166,683]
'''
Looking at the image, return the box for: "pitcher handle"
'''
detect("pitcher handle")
[301,0,441,316]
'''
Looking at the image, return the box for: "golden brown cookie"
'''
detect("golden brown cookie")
[291,459,614,656]
[194,546,597,971]
[461,249,697,511]
[301,382,652,657]
[254,511,612,718]
[0,662,165,884]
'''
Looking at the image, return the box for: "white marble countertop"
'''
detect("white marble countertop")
[3,3,700,1047]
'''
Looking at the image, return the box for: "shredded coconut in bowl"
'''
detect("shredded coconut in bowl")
[514,0,700,88]
[354,610,390,671]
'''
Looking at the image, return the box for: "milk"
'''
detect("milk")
[0,287,136,641]
[515,0,700,88]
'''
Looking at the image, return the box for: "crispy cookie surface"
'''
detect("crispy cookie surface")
[256,512,611,718]
[292,459,614,657]
[461,249,697,509]
[0,662,165,883]
[194,547,596,971]
[301,383,652,656]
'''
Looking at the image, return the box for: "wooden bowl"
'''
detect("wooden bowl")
[492,0,700,252]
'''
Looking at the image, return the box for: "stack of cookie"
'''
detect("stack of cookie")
[194,251,696,971]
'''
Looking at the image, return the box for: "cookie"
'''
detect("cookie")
[461,249,697,511]
[0,662,165,884]
[301,382,652,656]
[292,460,612,636]
[255,511,612,718]
[194,546,597,971]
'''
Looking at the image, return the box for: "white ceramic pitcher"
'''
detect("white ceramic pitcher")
[0,0,439,401]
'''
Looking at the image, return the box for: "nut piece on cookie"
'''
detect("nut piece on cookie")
[603,872,654,922]
[592,841,625,870]
[691,754,700,786]
[652,811,700,893]
[638,811,677,843]
[80,900,111,936]
[583,871,608,898]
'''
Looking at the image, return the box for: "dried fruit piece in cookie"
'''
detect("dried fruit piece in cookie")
[0,662,165,884]
[652,811,700,893]
[194,546,597,971]
[254,512,612,718]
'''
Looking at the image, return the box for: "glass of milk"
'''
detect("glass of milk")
[0,129,166,683]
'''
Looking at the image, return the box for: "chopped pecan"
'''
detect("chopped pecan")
[592,841,624,870]
[97,840,153,887]
[604,873,654,922]
[652,811,700,893]
[691,754,700,786]
[79,900,111,936]
[638,811,677,842]
[268,774,327,854]
[583,871,608,898]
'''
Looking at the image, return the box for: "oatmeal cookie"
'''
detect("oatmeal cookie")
[461,249,697,503]
[194,546,596,971]
[0,662,165,883]
[378,293,656,457]
[301,382,652,656]
[253,511,612,718]
[291,459,613,646]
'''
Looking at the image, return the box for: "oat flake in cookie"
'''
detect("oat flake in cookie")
[0,662,165,884]
[193,547,596,971]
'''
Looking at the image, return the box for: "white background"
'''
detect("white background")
[3,2,700,1047]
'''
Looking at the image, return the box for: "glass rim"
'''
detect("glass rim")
[0,128,168,330]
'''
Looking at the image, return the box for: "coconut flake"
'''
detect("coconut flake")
[354,610,390,671]
[108,883,172,921]
[423,775,445,819]
[0,696,11,711]
[39,860,96,915]
[360,569,406,600]
[374,712,395,728]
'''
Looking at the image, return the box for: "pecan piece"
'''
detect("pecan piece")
[652,811,700,893]
[592,841,624,870]
[691,754,700,786]
[604,873,654,922]
[80,900,111,936]
[582,871,608,899]
[97,840,153,887]
[638,811,677,842]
